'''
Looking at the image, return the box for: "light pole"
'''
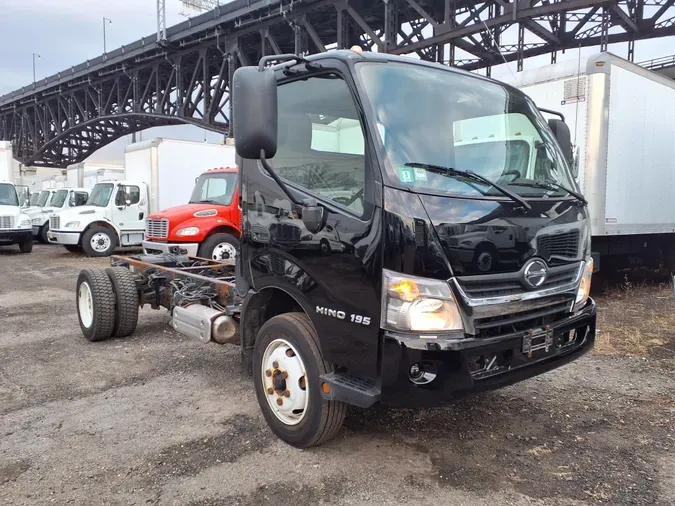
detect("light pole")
[32,53,40,83]
[103,17,112,53]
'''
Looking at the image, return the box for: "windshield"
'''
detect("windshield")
[355,62,577,199]
[29,193,39,206]
[0,184,19,206]
[87,183,114,207]
[50,189,69,208]
[189,172,238,206]
[37,191,50,207]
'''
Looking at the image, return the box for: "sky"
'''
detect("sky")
[0,0,674,166]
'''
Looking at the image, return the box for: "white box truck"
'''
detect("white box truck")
[66,162,125,188]
[501,52,675,271]
[48,138,236,256]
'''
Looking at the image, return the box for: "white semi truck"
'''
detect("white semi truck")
[49,138,236,256]
[501,51,675,271]
[0,181,33,253]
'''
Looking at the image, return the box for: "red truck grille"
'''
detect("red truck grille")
[146,218,169,239]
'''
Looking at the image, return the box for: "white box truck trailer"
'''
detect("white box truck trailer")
[501,52,675,271]
[49,138,236,256]
[66,162,125,188]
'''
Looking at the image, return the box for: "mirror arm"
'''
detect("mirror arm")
[539,107,565,123]
[259,149,305,207]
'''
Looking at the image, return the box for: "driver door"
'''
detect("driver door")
[112,184,145,233]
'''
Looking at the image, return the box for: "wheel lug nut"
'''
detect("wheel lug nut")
[276,398,283,406]
[282,371,288,379]
[265,369,272,377]
[267,387,274,395]
[272,361,279,369]
[284,390,290,398]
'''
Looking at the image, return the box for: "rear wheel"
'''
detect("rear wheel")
[76,269,116,342]
[198,233,239,262]
[19,238,32,254]
[82,226,116,257]
[253,312,347,448]
[105,267,139,338]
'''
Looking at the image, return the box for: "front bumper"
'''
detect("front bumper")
[378,298,597,408]
[0,229,32,243]
[142,240,199,257]
[48,229,81,246]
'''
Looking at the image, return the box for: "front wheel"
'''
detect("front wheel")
[39,224,49,244]
[198,233,239,262]
[82,226,116,257]
[253,312,347,448]
[19,238,33,254]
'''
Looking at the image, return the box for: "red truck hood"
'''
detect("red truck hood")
[148,203,223,222]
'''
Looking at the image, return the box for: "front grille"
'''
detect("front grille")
[146,218,169,239]
[474,300,572,338]
[0,216,14,229]
[50,216,60,230]
[456,262,581,299]
[537,230,580,260]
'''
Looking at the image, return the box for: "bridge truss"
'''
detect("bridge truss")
[1,0,674,167]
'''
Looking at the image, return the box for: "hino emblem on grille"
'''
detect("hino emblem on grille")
[522,259,547,289]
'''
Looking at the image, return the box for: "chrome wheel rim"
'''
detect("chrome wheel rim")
[90,232,111,253]
[212,242,237,261]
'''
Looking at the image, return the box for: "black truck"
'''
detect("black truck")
[74,49,596,448]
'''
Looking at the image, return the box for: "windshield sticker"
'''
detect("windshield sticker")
[413,167,428,181]
[398,167,415,183]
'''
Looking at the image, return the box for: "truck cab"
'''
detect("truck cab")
[0,181,33,253]
[48,180,148,256]
[228,50,596,447]
[142,166,240,260]
[30,187,90,243]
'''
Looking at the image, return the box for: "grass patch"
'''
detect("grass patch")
[594,277,675,357]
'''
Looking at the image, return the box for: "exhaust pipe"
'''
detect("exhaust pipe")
[172,305,240,345]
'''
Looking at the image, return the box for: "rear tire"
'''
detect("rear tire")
[198,233,239,261]
[105,267,139,338]
[64,245,82,253]
[19,239,33,254]
[76,269,116,342]
[253,312,347,448]
[82,226,116,257]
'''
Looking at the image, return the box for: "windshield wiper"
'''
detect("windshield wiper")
[509,179,587,205]
[405,163,532,211]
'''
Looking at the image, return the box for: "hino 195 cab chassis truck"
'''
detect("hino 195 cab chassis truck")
[73,50,597,449]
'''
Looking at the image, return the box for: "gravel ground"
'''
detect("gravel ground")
[1,245,674,506]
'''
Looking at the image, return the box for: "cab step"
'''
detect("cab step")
[319,372,381,408]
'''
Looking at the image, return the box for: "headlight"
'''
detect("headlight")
[176,226,199,236]
[575,258,593,309]
[20,219,32,227]
[381,269,464,332]
[65,221,81,228]
[31,218,42,224]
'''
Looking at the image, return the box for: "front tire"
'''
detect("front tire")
[198,233,239,262]
[19,239,33,254]
[39,224,49,244]
[76,269,116,342]
[253,313,347,448]
[82,226,116,257]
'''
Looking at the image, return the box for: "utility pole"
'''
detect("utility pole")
[32,53,40,83]
[157,0,167,42]
[103,17,112,53]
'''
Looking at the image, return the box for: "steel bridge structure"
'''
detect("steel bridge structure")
[1,0,674,167]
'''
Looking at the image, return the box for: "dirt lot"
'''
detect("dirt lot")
[1,245,674,506]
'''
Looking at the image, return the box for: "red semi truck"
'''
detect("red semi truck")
[142,166,240,260]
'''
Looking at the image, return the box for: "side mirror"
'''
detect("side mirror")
[302,205,325,234]
[548,119,573,167]
[232,66,277,160]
